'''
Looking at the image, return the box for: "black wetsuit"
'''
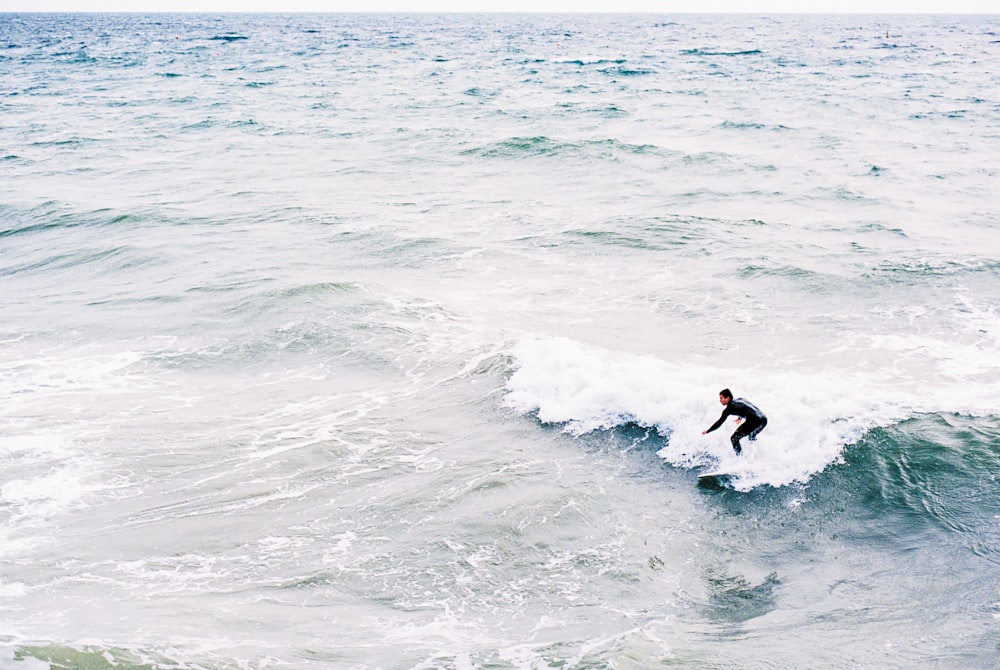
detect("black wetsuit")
[705,398,767,455]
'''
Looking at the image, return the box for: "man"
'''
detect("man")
[702,388,767,455]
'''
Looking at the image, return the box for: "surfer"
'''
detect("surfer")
[702,388,767,455]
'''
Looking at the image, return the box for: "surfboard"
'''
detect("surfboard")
[697,471,734,488]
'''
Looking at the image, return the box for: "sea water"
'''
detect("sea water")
[1,12,998,669]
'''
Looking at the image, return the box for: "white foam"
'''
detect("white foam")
[0,581,27,598]
[0,343,159,558]
[504,336,997,491]
[0,647,49,670]
[0,348,147,400]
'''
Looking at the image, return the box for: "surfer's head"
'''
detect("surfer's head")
[719,388,733,405]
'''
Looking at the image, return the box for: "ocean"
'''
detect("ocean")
[1,11,998,669]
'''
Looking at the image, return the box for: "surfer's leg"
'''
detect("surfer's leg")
[731,417,765,454]
[730,427,747,454]
[748,416,767,441]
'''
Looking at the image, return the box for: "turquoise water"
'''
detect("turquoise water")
[1,12,999,669]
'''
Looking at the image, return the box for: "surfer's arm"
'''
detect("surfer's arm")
[703,409,730,434]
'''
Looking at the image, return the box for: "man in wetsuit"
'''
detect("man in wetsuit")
[702,388,767,455]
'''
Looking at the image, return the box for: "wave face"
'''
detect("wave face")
[504,337,996,491]
[1,11,999,670]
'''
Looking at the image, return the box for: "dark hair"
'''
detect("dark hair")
[719,388,733,399]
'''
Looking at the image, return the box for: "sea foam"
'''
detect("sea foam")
[504,336,991,490]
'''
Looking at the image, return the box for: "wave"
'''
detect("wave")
[463,86,497,98]
[737,262,828,282]
[28,136,97,147]
[865,257,1000,282]
[561,228,660,251]
[719,120,791,131]
[599,65,655,77]
[555,102,628,118]
[682,48,763,57]
[559,57,627,66]
[540,213,769,254]
[463,136,660,160]
[0,204,146,240]
[823,414,1000,560]
[503,337,996,491]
